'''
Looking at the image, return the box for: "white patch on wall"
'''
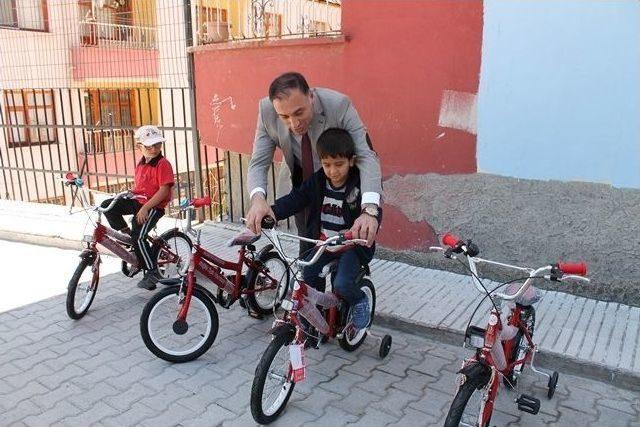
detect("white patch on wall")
[438,90,477,135]
[209,94,237,144]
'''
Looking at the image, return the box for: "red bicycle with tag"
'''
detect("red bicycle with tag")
[139,197,290,363]
[250,221,392,424]
[431,233,590,427]
[63,173,192,320]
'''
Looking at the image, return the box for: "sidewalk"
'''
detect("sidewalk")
[1,199,638,390]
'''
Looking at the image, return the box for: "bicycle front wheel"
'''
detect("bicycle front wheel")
[140,286,219,363]
[155,230,192,278]
[250,331,296,424]
[444,367,494,427]
[66,257,99,320]
[246,251,289,315]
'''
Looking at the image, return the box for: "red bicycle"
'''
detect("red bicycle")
[250,223,392,424]
[431,233,590,427]
[63,173,192,320]
[139,198,289,363]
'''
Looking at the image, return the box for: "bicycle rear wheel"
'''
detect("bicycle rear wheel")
[155,230,192,278]
[140,285,219,363]
[339,279,376,352]
[250,330,296,424]
[504,305,536,387]
[246,251,289,315]
[66,256,99,320]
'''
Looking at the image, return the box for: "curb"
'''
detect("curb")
[375,313,640,393]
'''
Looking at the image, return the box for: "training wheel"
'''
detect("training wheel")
[547,371,559,399]
[379,334,392,359]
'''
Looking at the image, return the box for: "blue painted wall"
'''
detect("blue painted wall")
[477,0,640,188]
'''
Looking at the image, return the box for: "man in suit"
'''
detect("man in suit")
[246,72,382,252]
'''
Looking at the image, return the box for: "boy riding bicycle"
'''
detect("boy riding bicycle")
[271,128,381,330]
[100,125,175,290]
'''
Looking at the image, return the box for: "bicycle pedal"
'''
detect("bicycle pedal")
[516,394,540,415]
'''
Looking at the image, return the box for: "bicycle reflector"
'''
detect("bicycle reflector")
[464,325,486,349]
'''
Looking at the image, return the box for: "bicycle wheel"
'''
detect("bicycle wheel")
[250,331,296,424]
[154,230,192,278]
[66,257,99,320]
[246,251,289,315]
[504,305,536,387]
[444,366,495,427]
[339,279,376,352]
[140,286,219,363]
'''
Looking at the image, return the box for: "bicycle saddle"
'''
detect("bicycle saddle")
[505,283,542,306]
[227,228,261,247]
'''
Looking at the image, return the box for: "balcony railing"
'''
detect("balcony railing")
[83,128,134,155]
[195,0,341,46]
[79,20,157,49]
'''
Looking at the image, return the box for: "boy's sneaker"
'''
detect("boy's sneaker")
[351,296,370,330]
[137,268,162,290]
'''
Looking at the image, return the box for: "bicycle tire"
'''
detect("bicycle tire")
[250,330,296,424]
[338,279,376,352]
[66,257,99,320]
[444,368,493,427]
[246,251,289,315]
[154,230,193,278]
[140,286,219,363]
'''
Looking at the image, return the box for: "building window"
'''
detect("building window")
[86,89,136,127]
[3,90,57,147]
[0,0,49,31]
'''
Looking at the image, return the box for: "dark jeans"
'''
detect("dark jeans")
[302,246,374,305]
[100,198,164,270]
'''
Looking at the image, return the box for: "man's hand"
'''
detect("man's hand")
[246,193,275,234]
[136,206,150,225]
[351,213,379,247]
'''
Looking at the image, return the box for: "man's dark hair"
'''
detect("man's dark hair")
[269,72,310,101]
[316,128,355,159]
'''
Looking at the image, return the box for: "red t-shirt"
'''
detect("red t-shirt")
[131,154,175,209]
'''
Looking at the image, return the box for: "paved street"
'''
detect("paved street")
[1,240,639,426]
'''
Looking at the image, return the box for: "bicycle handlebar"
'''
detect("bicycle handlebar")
[442,233,460,248]
[558,262,587,276]
[433,232,590,302]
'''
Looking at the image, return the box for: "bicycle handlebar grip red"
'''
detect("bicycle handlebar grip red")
[442,233,460,247]
[342,231,354,240]
[558,262,587,276]
[192,196,211,208]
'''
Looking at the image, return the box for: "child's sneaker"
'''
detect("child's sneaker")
[137,268,162,290]
[351,296,370,330]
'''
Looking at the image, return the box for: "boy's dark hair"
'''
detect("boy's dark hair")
[269,72,310,101]
[316,128,355,159]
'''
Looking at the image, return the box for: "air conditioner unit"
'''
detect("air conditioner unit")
[203,21,229,43]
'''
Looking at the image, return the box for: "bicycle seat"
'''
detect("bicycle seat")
[227,228,261,247]
[505,283,542,306]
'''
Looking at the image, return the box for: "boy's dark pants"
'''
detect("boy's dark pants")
[100,198,164,271]
[302,246,374,305]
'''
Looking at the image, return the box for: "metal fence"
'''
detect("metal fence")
[0,0,340,226]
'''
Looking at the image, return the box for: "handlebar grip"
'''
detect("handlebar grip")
[558,262,587,276]
[192,196,211,208]
[442,233,460,247]
[342,231,354,241]
[261,216,275,230]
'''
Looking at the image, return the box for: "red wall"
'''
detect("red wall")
[193,0,483,248]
